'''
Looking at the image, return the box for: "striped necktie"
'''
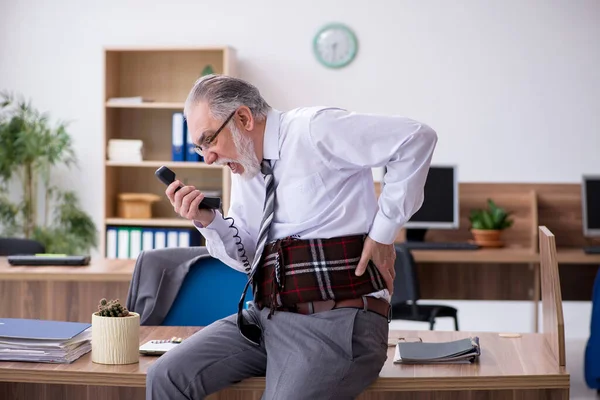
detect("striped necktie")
[236,159,276,342]
[249,159,275,278]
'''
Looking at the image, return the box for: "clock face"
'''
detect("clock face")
[313,23,358,68]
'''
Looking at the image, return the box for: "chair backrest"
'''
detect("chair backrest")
[538,226,566,367]
[0,237,45,256]
[391,244,421,305]
[161,256,252,326]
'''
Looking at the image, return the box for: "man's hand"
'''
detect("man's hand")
[165,180,215,226]
[355,236,396,294]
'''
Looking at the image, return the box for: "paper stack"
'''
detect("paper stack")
[107,139,144,162]
[393,336,481,364]
[0,318,92,364]
[106,96,153,104]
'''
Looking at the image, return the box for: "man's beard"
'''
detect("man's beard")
[215,122,261,180]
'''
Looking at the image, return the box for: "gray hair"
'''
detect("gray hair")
[184,74,270,122]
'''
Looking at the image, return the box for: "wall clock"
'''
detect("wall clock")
[313,23,358,69]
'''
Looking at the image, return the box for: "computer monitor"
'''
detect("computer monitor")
[582,175,600,237]
[404,165,458,242]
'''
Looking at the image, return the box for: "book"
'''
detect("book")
[393,336,480,364]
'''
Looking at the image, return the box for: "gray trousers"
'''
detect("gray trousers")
[146,299,389,399]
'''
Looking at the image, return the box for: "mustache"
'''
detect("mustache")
[215,158,236,166]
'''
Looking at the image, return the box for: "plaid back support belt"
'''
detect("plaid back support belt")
[252,234,387,313]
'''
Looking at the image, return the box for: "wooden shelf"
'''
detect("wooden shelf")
[105,160,224,169]
[106,101,184,109]
[105,218,194,228]
[102,47,235,257]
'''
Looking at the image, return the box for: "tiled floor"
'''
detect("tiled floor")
[567,339,599,399]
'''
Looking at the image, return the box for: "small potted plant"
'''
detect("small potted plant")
[91,298,140,365]
[469,199,514,247]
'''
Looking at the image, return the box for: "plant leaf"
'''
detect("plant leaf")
[0,91,97,253]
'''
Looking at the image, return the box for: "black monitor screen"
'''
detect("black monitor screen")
[584,177,600,235]
[406,166,457,228]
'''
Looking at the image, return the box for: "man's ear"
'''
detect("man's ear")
[236,106,254,131]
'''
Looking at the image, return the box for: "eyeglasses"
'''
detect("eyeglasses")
[194,110,236,156]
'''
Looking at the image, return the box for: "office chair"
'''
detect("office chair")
[391,244,459,330]
[585,265,600,391]
[0,237,45,256]
[161,255,252,326]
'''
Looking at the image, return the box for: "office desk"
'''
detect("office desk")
[410,247,600,331]
[0,258,133,323]
[556,248,600,264]
[2,249,600,327]
[0,326,569,400]
[412,246,600,264]
[412,247,538,263]
[0,258,133,281]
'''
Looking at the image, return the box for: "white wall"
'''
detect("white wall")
[1,0,599,336]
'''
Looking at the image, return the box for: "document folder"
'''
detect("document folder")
[0,319,92,363]
[0,318,90,341]
[394,336,481,364]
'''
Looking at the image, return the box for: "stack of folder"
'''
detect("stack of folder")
[393,336,481,364]
[0,318,92,363]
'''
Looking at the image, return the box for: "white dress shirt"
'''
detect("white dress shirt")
[195,106,437,301]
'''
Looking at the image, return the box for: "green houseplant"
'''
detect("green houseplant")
[0,91,97,254]
[468,199,514,247]
[91,298,140,365]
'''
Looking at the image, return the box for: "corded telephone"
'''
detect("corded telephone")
[154,166,250,272]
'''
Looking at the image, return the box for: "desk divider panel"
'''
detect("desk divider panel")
[539,226,566,367]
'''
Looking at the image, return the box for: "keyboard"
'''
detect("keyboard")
[583,246,600,255]
[402,242,480,251]
[7,255,91,266]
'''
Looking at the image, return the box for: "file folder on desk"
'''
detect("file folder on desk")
[393,336,481,364]
[0,318,90,341]
[0,318,92,363]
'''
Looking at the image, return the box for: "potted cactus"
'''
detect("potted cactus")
[91,298,140,365]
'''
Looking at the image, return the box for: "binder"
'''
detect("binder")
[178,230,190,247]
[106,227,118,259]
[129,228,142,259]
[167,230,179,248]
[184,118,201,162]
[154,230,167,249]
[142,228,154,251]
[117,228,130,259]
[172,112,185,161]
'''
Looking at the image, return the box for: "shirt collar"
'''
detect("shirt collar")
[263,108,282,161]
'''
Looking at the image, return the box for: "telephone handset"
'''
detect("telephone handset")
[154,166,250,272]
[154,166,221,210]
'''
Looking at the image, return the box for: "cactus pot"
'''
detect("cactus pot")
[91,311,140,364]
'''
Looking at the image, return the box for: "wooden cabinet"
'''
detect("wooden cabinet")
[101,47,236,256]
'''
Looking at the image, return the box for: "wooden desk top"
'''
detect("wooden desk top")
[555,248,600,264]
[0,326,569,392]
[412,247,539,263]
[413,247,600,264]
[0,258,134,282]
[0,247,597,282]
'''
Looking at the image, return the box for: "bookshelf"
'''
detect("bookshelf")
[102,46,236,257]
